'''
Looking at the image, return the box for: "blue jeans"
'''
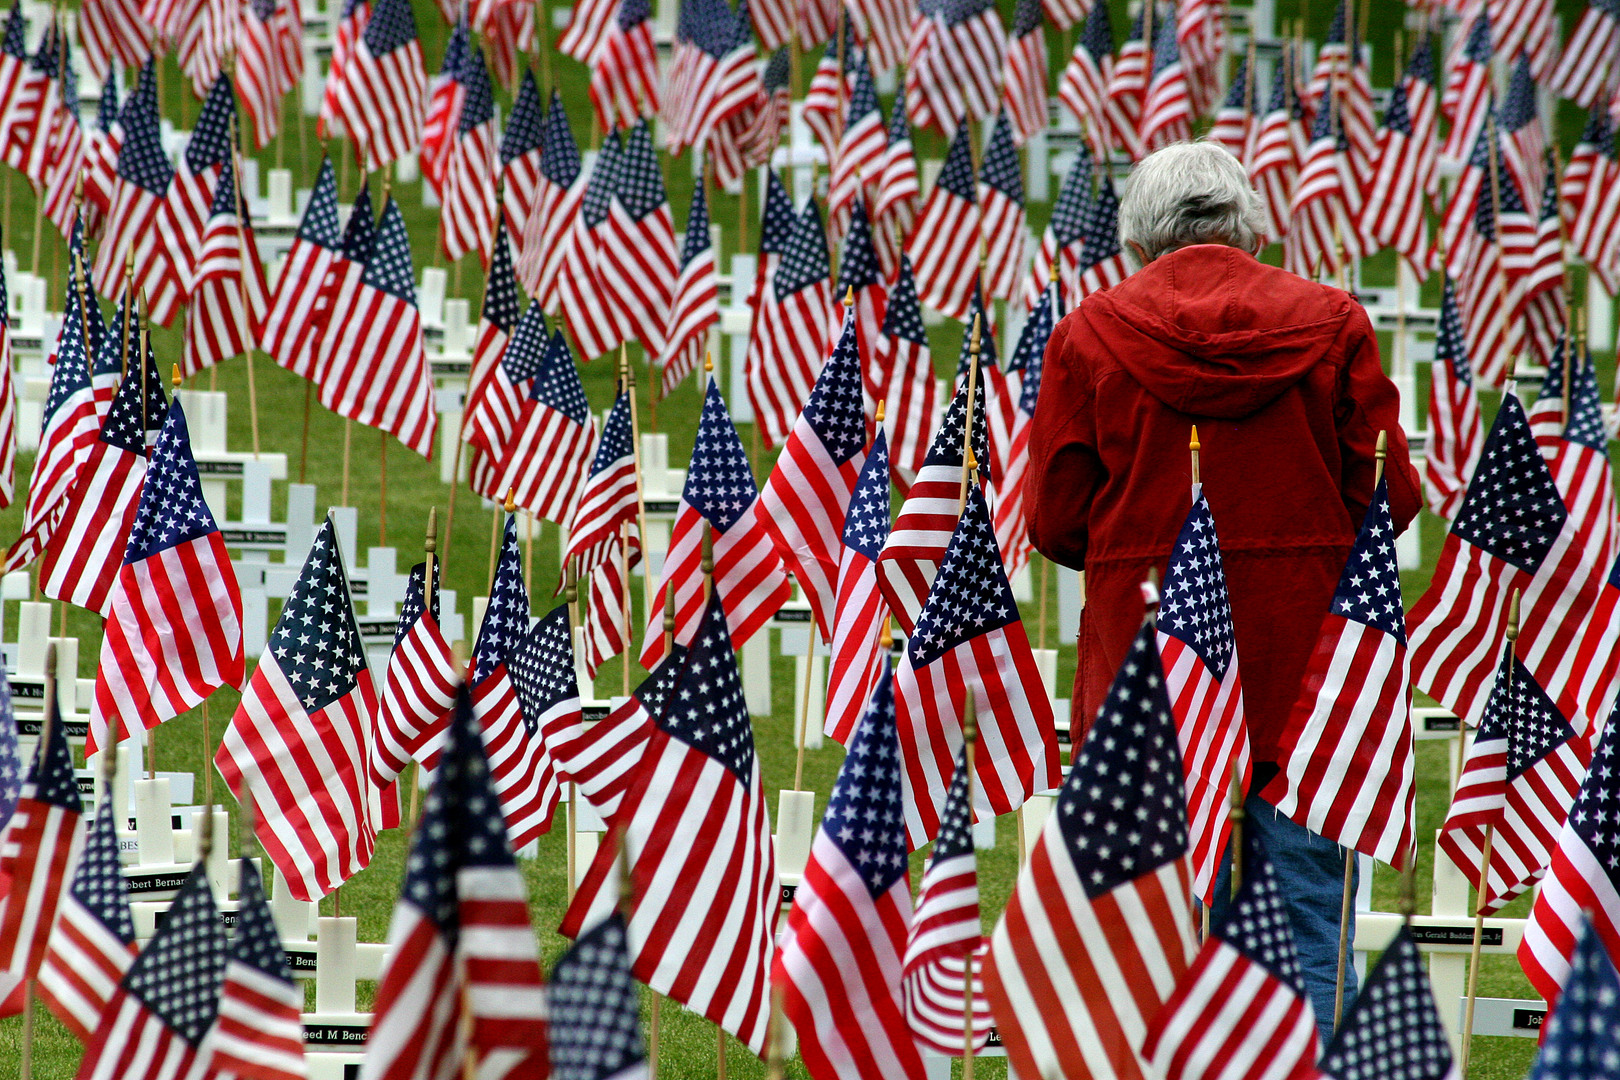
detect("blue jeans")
[1210,795,1357,1047]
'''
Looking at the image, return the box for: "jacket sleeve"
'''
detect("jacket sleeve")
[1332,306,1423,532]
[1025,314,1102,570]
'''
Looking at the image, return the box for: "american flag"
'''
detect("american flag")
[320,0,370,139]
[272,0,305,105]
[183,157,270,378]
[829,52,886,238]
[1442,9,1494,162]
[979,113,1027,302]
[1078,172,1130,296]
[91,63,183,325]
[0,3,38,160]
[1316,926,1456,1080]
[216,517,385,901]
[778,658,927,1078]
[761,308,869,642]
[559,0,619,63]
[73,867,227,1080]
[552,646,684,821]
[1105,8,1148,155]
[372,561,457,791]
[1563,106,1620,298]
[1529,918,1620,1074]
[466,245,539,496]
[741,167,795,410]
[1423,280,1484,521]
[909,124,980,319]
[1142,833,1319,1080]
[1360,41,1439,272]
[902,746,992,1054]
[876,370,989,634]
[838,199,888,416]
[548,911,645,1077]
[37,34,83,239]
[516,91,586,309]
[872,93,920,275]
[204,861,307,1080]
[1002,0,1048,145]
[958,284,1013,480]
[555,132,624,360]
[86,398,245,758]
[0,18,58,185]
[659,179,718,396]
[1522,156,1568,369]
[1285,101,1361,280]
[562,592,778,1054]
[993,278,1056,576]
[1501,53,1548,209]
[589,0,659,132]
[164,75,237,301]
[470,517,569,849]
[579,541,634,678]
[419,20,469,199]
[1140,6,1192,151]
[599,120,678,357]
[80,68,119,227]
[802,24,851,153]
[1042,0,1086,30]
[440,44,498,267]
[877,254,935,489]
[1210,53,1253,162]
[336,0,426,170]
[1259,478,1414,866]
[639,379,791,667]
[1441,124,1531,388]
[0,704,84,993]
[799,0,838,52]
[1520,714,1620,1008]
[238,0,288,150]
[749,196,833,450]
[39,320,165,617]
[1157,488,1249,903]
[316,195,439,459]
[664,0,755,156]
[826,432,891,745]
[1304,2,1375,185]
[848,0,909,72]
[499,70,546,252]
[497,328,596,524]
[1059,0,1140,161]
[894,484,1059,844]
[1437,641,1588,913]
[263,156,341,379]
[907,0,1005,137]
[1248,49,1306,244]
[1549,0,1620,108]
[304,181,378,360]
[1177,0,1224,114]
[177,0,232,98]
[78,0,150,83]
[985,622,1198,1080]
[1407,390,1610,734]
[730,46,790,175]
[0,675,15,833]
[36,806,136,1044]
[1024,142,1090,310]
[1491,0,1558,79]
[563,391,638,577]
[362,681,549,1080]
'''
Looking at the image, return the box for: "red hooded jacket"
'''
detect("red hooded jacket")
[1026,245,1422,782]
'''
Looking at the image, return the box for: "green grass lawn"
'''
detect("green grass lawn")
[0,0,1615,1075]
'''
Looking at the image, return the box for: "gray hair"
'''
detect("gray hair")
[1117,141,1269,264]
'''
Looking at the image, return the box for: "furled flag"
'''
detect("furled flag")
[599,120,678,357]
[36,804,137,1044]
[336,0,427,170]
[589,0,660,132]
[1247,47,1305,244]
[801,22,852,152]
[1158,488,1250,903]
[1078,171,1130,296]
[564,391,640,676]
[894,484,1059,844]
[1105,7,1148,152]
[1408,390,1608,732]
[839,199,888,415]
[829,51,886,237]
[86,397,245,757]
[217,518,385,901]
[559,0,618,63]
[554,131,623,360]
[552,646,684,821]
[239,0,289,149]
[906,0,1006,137]
[1140,5,1191,150]
[1315,926,1456,1080]
[0,701,85,996]
[1563,106,1619,297]
[319,0,370,138]
[1142,833,1319,1080]
[872,94,920,274]
[741,167,795,396]
[80,66,122,229]
[1359,40,1439,272]
[1541,341,1617,625]
[1501,54,1547,209]
[1059,0,1139,161]
[202,862,306,1080]
[563,592,778,1054]
[316,194,438,458]
[549,910,644,1077]
[1549,0,1620,108]
[1178,0,1224,114]
[0,4,39,156]
[1303,1,1375,184]
[440,44,498,267]
[994,277,1056,575]
[1522,156,1569,368]
[876,371,990,634]
[182,157,269,377]
[177,0,233,97]
[91,63,183,324]
[1210,52,1254,161]
[659,179,718,396]
[1561,391,1620,736]
[499,70,546,249]
[1441,8,1493,162]
[497,329,596,525]
[1528,918,1620,1078]
[978,114,1026,303]
[878,254,934,488]
[262,156,341,379]
[826,431,891,744]
[1442,126,1531,389]
[37,32,84,241]
[1521,698,1620,1006]
[1423,281,1484,521]
[371,560,457,790]
[985,621,1198,1080]
[362,682,549,1080]
[909,124,981,319]
[164,74,236,299]
[1024,142,1089,310]
[1285,100,1361,280]
[761,308,869,641]
[0,659,17,832]
[731,46,790,171]
[39,319,165,616]
[464,236,536,496]
[640,379,791,667]
[902,747,992,1054]
[419,20,469,198]
[1002,0,1048,145]
[0,19,61,186]
[778,659,927,1079]
[749,196,834,450]
[1260,477,1414,866]
[664,0,755,158]
[72,867,226,1080]
[79,0,150,83]
[516,91,586,308]
[1437,638,1588,913]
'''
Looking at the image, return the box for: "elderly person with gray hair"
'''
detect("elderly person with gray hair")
[1025,141,1421,1040]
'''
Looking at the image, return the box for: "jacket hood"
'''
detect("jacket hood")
[1080,245,1356,419]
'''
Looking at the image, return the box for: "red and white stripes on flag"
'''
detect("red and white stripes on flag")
[78,0,151,82]
[1548,0,1620,107]
[907,124,980,320]
[371,561,458,789]
[555,133,624,360]
[1358,43,1440,272]
[747,197,834,450]
[35,809,137,1045]
[262,157,342,380]
[1423,281,1484,522]
[589,0,660,132]
[439,45,498,268]
[496,328,596,525]
[597,120,679,357]
[826,432,893,745]
[1001,0,1049,145]
[551,648,682,821]
[1563,107,1620,298]
[334,0,427,170]
[182,160,270,378]
[659,179,718,396]
[1058,1,1138,162]
[238,0,292,150]
[977,115,1027,302]
[0,708,85,991]
[204,861,308,1080]
[463,250,534,498]
[878,254,935,490]
[516,90,586,310]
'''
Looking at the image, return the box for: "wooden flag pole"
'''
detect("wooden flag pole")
[226,104,262,459]
[341,421,353,506]
[491,490,515,585]
[1189,425,1200,496]
[564,562,581,901]
[380,433,390,545]
[121,246,135,380]
[627,347,655,616]
[409,508,440,826]
[19,644,60,1080]
[1228,757,1245,897]
[959,314,982,512]
[961,695,980,1079]
[522,509,534,596]
[300,382,314,482]
[620,519,633,697]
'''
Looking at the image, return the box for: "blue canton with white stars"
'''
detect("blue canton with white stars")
[885,91,911,148]
[1528,919,1620,1080]
[269,518,368,713]
[1159,491,1237,678]
[44,247,92,421]
[73,808,136,945]
[208,154,244,219]
[845,49,878,125]
[909,486,1018,667]
[759,169,796,255]
[297,158,342,249]
[922,368,991,480]
[548,912,645,1080]
[1318,926,1454,1080]
[824,660,909,895]
[1010,0,1042,37]
[122,867,225,1045]
[618,0,651,31]
[1049,144,1094,247]
[1383,78,1415,139]
[1060,625,1189,898]
[1221,54,1249,110]
[684,379,760,532]
[186,75,236,174]
[362,0,418,56]
[881,254,929,346]
[1219,831,1307,992]
[1475,650,1574,782]
[1080,174,1123,269]
[1450,395,1567,572]
[528,328,590,425]
[1436,280,1473,384]
[1009,285,1055,413]
[980,114,1024,202]
[931,743,975,861]
[438,18,468,84]
[0,674,18,829]
[1567,709,1620,898]
[1332,478,1406,645]
[842,431,891,558]
[457,46,493,132]
[942,0,994,29]
[363,198,418,306]
[94,286,133,382]
[392,560,440,649]
[501,301,549,384]
[500,70,545,165]
[340,184,375,265]
[659,593,755,784]
[636,643,688,720]
[68,216,105,360]
[97,323,167,455]
[762,47,790,93]
[1,2,23,60]
[232,860,294,981]
[540,90,582,188]
[838,198,883,293]
[474,516,531,685]
[1080,0,1114,59]
[483,218,522,335]
[1578,106,1616,162]
[118,62,171,194]
[1501,53,1537,136]
[124,401,221,563]
[588,392,635,480]
[955,283,998,382]
[775,198,830,300]
[801,313,867,466]
[1565,351,1608,452]
[581,133,622,230]
[1404,34,1436,88]
[24,695,80,811]
[936,124,978,202]
[615,121,668,221]
[506,606,577,735]
[680,178,712,270]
